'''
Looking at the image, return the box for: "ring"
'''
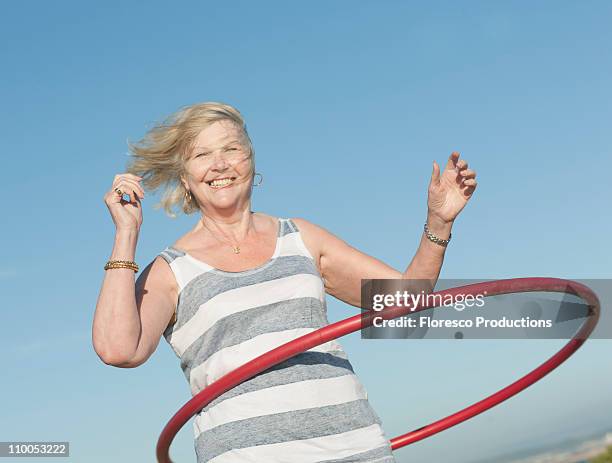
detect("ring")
[114,187,123,196]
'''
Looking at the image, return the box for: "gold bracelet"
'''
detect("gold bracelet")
[104,260,139,272]
[105,262,139,272]
[424,222,452,247]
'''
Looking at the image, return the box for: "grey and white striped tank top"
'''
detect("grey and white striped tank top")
[158,217,396,463]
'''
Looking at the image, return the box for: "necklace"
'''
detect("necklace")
[200,215,252,254]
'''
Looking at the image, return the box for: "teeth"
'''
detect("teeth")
[210,178,233,187]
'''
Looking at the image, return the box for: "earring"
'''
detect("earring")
[184,190,192,203]
[253,172,263,187]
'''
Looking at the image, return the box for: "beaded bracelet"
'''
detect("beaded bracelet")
[424,222,452,247]
[104,260,139,272]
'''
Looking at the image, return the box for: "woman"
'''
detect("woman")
[92,102,477,462]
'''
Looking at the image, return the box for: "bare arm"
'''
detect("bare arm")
[401,214,453,288]
[292,215,453,309]
[295,152,477,309]
[92,228,177,368]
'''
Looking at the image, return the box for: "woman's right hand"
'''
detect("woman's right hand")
[104,173,146,232]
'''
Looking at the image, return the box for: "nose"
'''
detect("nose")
[210,151,231,170]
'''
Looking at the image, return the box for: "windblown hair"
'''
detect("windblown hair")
[125,101,256,218]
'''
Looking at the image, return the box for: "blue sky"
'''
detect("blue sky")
[1,1,611,462]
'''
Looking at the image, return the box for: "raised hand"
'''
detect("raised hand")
[427,152,477,224]
[104,173,146,232]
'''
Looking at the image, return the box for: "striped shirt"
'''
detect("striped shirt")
[159,217,396,463]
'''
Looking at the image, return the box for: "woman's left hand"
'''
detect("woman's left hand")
[427,152,477,224]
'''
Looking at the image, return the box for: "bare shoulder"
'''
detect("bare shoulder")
[289,217,335,273]
[135,254,179,326]
[137,254,178,301]
[289,217,401,307]
[291,217,325,239]
[146,254,178,291]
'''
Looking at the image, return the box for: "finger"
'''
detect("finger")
[113,178,145,200]
[113,180,144,203]
[463,185,476,197]
[431,160,441,186]
[114,183,143,203]
[459,169,476,179]
[106,187,137,206]
[113,177,144,193]
[113,174,144,195]
[112,184,135,204]
[445,152,460,171]
[115,173,143,181]
[456,159,469,171]
[462,179,477,186]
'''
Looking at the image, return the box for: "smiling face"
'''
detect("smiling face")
[180,120,254,213]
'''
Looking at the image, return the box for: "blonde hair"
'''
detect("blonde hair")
[125,101,256,218]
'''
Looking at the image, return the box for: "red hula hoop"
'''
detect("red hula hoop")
[156,277,601,463]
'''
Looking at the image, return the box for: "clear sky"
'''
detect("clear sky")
[1,1,611,462]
